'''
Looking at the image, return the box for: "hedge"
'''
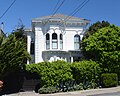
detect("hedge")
[101,73,118,88]
[70,60,101,88]
[25,60,73,87]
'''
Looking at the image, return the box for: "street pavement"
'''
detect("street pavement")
[3,86,120,96]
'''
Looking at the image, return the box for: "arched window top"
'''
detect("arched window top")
[74,34,80,41]
[60,34,63,40]
[46,33,50,40]
[74,34,80,37]
[52,33,57,39]
[74,34,80,50]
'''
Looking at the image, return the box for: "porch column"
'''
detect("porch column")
[71,57,73,63]
[50,33,52,50]
[58,33,60,50]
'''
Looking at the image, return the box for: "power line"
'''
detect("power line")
[52,0,66,15]
[0,0,17,20]
[44,0,66,25]
[70,0,90,18]
[65,0,90,22]
[59,0,90,26]
[52,0,61,14]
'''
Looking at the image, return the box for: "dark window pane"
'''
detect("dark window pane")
[46,33,50,40]
[30,41,34,54]
[60,34,63,40]
[52,33,57,39]
[74,35,80,50]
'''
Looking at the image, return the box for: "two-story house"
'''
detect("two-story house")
[25,14,90,64]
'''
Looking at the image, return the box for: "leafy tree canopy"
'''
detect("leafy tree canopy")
[0,34,31,78]
[82,25,120,73]
[83,21,110,39]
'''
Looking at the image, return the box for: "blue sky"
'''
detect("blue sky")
[0,0,120,33]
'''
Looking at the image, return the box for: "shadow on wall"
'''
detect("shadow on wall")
[42,52,68,62]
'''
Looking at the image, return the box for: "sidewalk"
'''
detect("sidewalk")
[3,86,120,96]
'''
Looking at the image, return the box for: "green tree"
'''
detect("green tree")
[82,25,120,74]
[0,35,31,78]
[83,21,110,39]
[12,25,26,40]
[81,21,110,60]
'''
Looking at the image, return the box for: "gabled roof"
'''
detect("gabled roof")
[32,14,90,23]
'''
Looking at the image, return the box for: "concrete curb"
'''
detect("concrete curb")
[80,86,120,95]
[3,86,120,96]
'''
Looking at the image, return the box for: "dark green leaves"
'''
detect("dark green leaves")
[0,35,31,78]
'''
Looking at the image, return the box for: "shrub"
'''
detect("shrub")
[25,60,73,88]
[71,60,101,86]
[38,86,59,94]
[101,73,118,88]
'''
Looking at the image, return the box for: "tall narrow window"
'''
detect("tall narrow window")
[30,40,34,55]
[46,33,50,49]
[60,34,63,49]
[74,35,80,50]
[52,33,58,49]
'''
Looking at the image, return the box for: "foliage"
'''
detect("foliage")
[25,60,73,87]
[101,73,118,88]
[0,35,31,78]
[81,25,120,74]
[81,21,110,60]
[12,25,27,50]
[38,83,84,94]
[83,21,110,39]
[38,86,59,94]
[57,81,84,92]
[70,60,101,87]
[12,25,25,40]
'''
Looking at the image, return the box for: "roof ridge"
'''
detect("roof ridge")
[32,14,90,23]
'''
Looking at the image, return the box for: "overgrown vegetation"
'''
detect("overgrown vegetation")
[25,60,101,93]
[101,73,118,88]
[81,24,120,76]
[25,60,73,88]
[71,60,101,88]
[0,35,31,78]
[0,25,31,93]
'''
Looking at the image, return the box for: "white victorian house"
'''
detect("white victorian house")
[25,14,90,64]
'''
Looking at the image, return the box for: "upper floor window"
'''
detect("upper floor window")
[52,33,58,49]
[74,35,80,50]
[46,33,50,49]
[30,40,34,55]
[60,34,63,49]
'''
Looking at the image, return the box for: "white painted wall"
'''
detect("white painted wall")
[35,27,44,63]
[27,21,87,64]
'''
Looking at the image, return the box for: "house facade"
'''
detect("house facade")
[25,14,90,64]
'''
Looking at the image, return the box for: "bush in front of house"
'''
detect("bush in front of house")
[26,60,102,93]
[38,82,84,94]
[38,86,59,94]
[25,60,73,88]
[70,60,101,89]
[101,73,118,88]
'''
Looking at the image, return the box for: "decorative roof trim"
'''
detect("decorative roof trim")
[32,14,90,24]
